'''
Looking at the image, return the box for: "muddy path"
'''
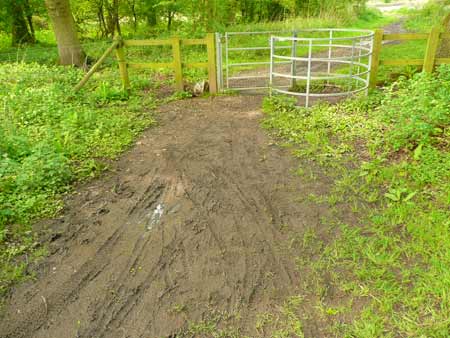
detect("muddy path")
[0,95,335,338]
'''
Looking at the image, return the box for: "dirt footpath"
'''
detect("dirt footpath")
[0,95,333,338]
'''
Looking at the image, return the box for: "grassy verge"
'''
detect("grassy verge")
[0,63,158,296]
[262,65,450,336]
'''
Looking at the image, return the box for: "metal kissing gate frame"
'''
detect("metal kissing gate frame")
[216,31,291,91]
[216,29,375,107]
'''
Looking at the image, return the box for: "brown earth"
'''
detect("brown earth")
[0,95,337,338]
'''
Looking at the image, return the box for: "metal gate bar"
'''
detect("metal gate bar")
[269,29,375,108]
[218,31,297,91]
[217,29,374,97]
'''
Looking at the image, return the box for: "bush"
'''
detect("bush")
[262,65,450,336]
[0,63,155,294]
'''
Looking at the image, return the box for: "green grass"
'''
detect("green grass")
[0,63,158,296]
[262,65,450,336]
[402,0,450,32]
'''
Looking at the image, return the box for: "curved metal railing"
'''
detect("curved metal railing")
[269,29,375,107]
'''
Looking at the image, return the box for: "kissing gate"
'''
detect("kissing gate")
[216,29,375,107]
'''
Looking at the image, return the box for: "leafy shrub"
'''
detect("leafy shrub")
[262,65,450,336]
[0,63,155,294]
[378,68,450,150]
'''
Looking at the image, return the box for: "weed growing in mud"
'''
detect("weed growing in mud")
[262,65,450,336]
[0,63,156,296]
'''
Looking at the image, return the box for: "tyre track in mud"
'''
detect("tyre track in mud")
[0,95,331,338]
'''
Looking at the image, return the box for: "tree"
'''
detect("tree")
[104,0,121,37]
[4,0,35,46]
[155,1,180,31]
[45,0,85,67]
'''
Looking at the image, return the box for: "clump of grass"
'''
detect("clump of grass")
[0,63,156,295]
[402,0,450,32]
[262,65,450,336]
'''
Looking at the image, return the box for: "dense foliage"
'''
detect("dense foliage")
[0,64,155,294]
[0,0,368,45]
[263,66,450,336]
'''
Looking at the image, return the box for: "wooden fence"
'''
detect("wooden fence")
[369,25,450,88]
[75,27,450,94]
[75,33,217,93]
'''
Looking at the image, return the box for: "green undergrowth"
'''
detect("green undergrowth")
[0,63,157,296]
[262,65,450,336]
[403,0,450,32]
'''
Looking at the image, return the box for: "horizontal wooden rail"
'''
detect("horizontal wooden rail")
[127,62,173,69]
[182,39,208,46]
[74,34,217,94]
[381,59,424,66]
[369,25,450,88]
[126,62,208,69]
[436,58,450,64]
[382,32,450,41]
[123,38,209,47]
[185,62,209,68]
[123,39,172,47]
[119,34,217,93]
[383,33,429,40]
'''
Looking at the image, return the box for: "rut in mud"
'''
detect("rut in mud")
[0,95,334,338]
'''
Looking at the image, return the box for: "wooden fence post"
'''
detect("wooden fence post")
[171,37,184,91]
[369,29,384,88]
[206,33,218,94]
[423,25,441,73]
[115,36,131,91]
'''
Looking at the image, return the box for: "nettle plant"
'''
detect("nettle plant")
[378,66,450,152]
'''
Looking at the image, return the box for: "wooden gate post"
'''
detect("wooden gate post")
[369,29,384,88]
[171,37,184,91]
[115,36,131,91]
[423,25,441,73]
[206,33,218,94]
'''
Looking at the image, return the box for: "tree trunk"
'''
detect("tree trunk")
[24,0,36,42]
[128,0,137,32]
[10,1,34,46]
[437,14,450,58]
[96,0,107,37]
[113,0,121,36]
[104,0,121,37]
[147,11,157,26]
[167,9,173,31]
[45,0,86,67]
[144,0,157,27]
[205,0,215,31]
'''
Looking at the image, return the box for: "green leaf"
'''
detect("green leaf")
[384,193,400,202]
[403,191,417,202]
[413,144,423,161]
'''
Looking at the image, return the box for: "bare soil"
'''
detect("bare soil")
[0,95,336,338]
